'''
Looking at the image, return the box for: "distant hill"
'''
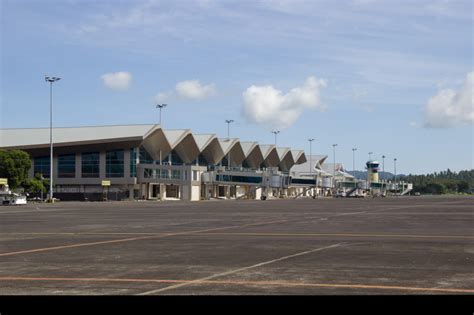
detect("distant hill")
[347,171,401,180]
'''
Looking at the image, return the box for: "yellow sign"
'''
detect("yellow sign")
[101,180,111,186]
[0,178,8,185]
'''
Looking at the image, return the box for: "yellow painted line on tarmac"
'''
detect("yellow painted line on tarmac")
[1,231,473,240]
[0,217,303,257]
[0,276,472,294]
[0,232,166,236]
[0,235,163,257]
[194,232,474,240]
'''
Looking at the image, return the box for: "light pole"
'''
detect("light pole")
[394,158,397,181]
[382,155,386,178]
[382,155,386,194]
[332,144,338,195]
[156,104,168,125]
[308,139,315,175]
[156,103,167,165]
[225,120,234,140]
[271,130,280,146]
[45,76,61,203]
[352,148,357,177]
[225,120,234,168]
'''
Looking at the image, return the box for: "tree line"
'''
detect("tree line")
[400,169,473,194]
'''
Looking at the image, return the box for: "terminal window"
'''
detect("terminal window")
[106,150,124,177]
[81,152,100,178]
[34,156,50,178]
[58,154,76,178]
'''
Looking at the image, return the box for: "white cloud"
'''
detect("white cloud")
[101,71,132,91]
[154,92,170,103]
[353,87,368,101]
[361,104,375,113]
[424,72,474,128]
[242,76,327,130]
[155,80,217,102]
[175,80,216,100]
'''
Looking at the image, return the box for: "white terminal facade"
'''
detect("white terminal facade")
[0,124,412,201]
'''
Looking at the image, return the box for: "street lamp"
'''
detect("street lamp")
[308,139,315,175]
[394,158,397,181]
[45,75,61,203]
[382,155,386,194]
[225,120,234,140]
[271,130,280,146]
[352,148,357,177]
[156,103,168,125]
[156,103,168,165]
[225,120,235,168]
[332,144,338,195]
[382,155,386,177]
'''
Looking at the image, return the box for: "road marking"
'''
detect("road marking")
[1,276,472,294]
[1,201,470,257]
[2,231,472,240]
[137,243,348,295]
[0,216,310,257]
[191,232,474,239]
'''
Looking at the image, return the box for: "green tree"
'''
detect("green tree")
[425,183,447,194]
[23,173,48,194]
[0,149,32,189]
[457,181,470,193]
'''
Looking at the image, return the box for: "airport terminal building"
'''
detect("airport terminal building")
[0,124,314,201]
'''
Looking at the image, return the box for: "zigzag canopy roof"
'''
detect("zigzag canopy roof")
[240,142,264,169]
[0,124,306,169]
[276,147,295,172]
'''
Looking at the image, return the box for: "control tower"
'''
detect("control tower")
[366,160,380,183]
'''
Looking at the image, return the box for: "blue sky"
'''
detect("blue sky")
[1,0,473,174]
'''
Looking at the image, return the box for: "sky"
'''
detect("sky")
[1,0,473,174]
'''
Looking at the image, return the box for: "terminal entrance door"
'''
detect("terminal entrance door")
[166,185,179,199]
[149,184,160,199]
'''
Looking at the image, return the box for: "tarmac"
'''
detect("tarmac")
[0,196,473,295]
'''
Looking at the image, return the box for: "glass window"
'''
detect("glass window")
[164,150,184,166]
[34,156,50,178]
[106,150,124,177]
[58,154,75,178]
[139,147,154,164]
[144,168,153,178]
[172,170,181,179]
[130,148,137,177]
[82,152,100,178]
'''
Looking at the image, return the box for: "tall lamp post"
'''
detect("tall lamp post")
[156,103,168,165]
[352,148,357,177]
[45,76,61,203]
[225,120,234,168]
[271,130,280,146]
[225,120,234,140]
[156,104,168,125]
[394,158,397,181]
[308,139,315,175]
[394,157,398,194]
[382,155,386,194]
[332,144,338,196]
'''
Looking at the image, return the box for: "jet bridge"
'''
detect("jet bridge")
[202,167,291,200]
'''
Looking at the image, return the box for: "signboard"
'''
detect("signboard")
[0,178,8,185]
[101,180,111,187]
